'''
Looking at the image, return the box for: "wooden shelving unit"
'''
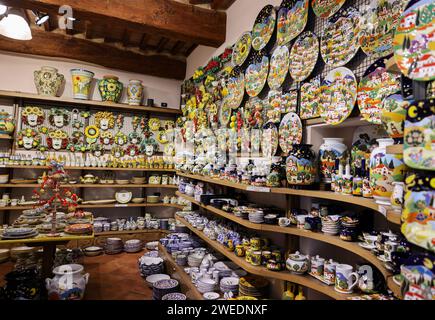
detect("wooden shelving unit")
[0,183,178,189]
[386,210,402,225]
[387,277,403,299]
[94,229,170,236]
[1,165,176,172]
[0,202,186,211]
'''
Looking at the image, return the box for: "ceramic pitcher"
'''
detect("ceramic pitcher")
[34,66,64,97]
[334,264,359,294]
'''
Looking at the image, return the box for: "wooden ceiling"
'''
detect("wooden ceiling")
[0,0,236,80]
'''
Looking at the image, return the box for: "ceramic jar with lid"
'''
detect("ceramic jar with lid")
[127,80,144,105]
[98,75,123,102]
[286,251,309,274]
[46,264,89,300]
[286,144,317,185]
[319,138,348,183]
[34,66,64,97]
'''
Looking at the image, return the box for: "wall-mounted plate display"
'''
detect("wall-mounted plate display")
[281,90,298,114]
[289,31,319,82]
[319,67,357,125]
[276,0,309,46]
[219,100,231,127]
[261,122,279,157]
[267,90,283,123]
[252,5,277,51]
[245,56,269,97]
[232,32,252,67]
[300,76,321,120]
[320,7,362,67]
[279,112,302,154]
[225,73,245,110]
[311,0,346,19]
[268,46,290,90]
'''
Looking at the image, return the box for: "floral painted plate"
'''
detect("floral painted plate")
[319,67,357,125]
[261,122,279,157]
[393,0,435,81]
[279,112,302,154]
[289,31,319,82]
[243,97,265,128]
[357,55,401,124]
[320,7,362,67]
[267,45,290,90]
[300,76,321,120]
[276,0,309,46]
[281,90,298,113]
[219,100,231,127]
[252,5,277,51]
[232,32,252,66]
[225,73,245,109]
[267,90,283,123]
[245,56,269,97]
[311,0,346,19]
[359,0,409,59]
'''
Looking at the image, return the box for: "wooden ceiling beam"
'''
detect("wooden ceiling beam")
[0,29,186,80]
[2,0,227,47]
[171,40,184,55]
[211,0,236,10]
[156,37,169,53]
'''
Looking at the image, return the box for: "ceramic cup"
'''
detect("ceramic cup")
[0,199,7,207]
[250,237,261,251]
[364,235,378,246]
[278,217,291,227]
[324,259,337,283]
[334,264,359,294]
[310,255,325,276]
[296,215,308,229]
[10,199,18,206]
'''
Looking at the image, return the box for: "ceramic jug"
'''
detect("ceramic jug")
[286,144,317,185]
[34,66,64,97]
[46,264,89,300]
[71,69,94,100]
[334,264,359,294]
[127,79,144,105]
[98,75,123,102]
[319,138,348,183]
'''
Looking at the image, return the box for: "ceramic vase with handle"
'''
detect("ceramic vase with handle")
[127,79,144,105]
[334,264,359,294]
[98,75,123,102]
[46,264,89,300]
[286,144,317,185]
[319,138,348,183]
[71,69,94,100]
[34,66,64,97]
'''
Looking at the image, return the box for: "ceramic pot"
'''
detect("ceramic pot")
[369,138,407,204]
[127,80,144,105]
[98,75,123,102]
[71,69,94,100]
[45,264,89,300]
[34,66,64,97]
[0,110,15,135]
[286,251,309,274]
[286,144,317,185]
[381,93,408,143]
[319,138,348,183]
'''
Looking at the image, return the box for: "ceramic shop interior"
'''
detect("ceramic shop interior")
[0,0,433,301]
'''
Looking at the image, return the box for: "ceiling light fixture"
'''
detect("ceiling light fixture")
[33,11,49,25]
[0,8,32,40]
[0,5,7,16]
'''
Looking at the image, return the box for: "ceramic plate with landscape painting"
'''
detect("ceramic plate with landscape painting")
[393,0,435,81]
[289,31,319,82]
[267,90,284,123]
[243,96,265,128]
[281,90,298,113]
[252,5,277,51]
[279,112,302,154]
[311,0,346,19]
[300,76,321,120]
[276,0,309,46]
[359,0,409,58]
[232,32,252,67]
[381,93,410,141]
[261,122,279,157]
[225,72,245,109]
[357,55,401,124]
[245,56,269,97]
[319,67,357,125]
[268,45,290,90]
[320,7,362,67]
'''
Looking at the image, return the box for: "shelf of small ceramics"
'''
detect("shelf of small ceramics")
[176,172,383,213]
[0,134,12,140]
[0,90,182,116]
[0,231,94,244]
[2,165,176,172]
[0,183,179,189]
[94,229,171,236]
[158,243,204,300]
[175,215,357,300]
[176,192,392,279]
[385,144,403,155]
[304,116,366,128]
[386,210,401,225]
[0,202,186,211]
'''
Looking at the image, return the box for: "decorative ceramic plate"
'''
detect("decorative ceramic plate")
[267,90,283,123]
[252,5,277,51]
[267,45,290,90]
[279,112,302,154]
[225,73,245,109]
[276,0,309,46]
[261,122,279,157]
[381,93,410,140]
[245,56,269,97]
[300,76,321,119]
[219,100,231,126]
[319,67,357,125]
[320,7,362,67]
[393,0,435,81]
[243,97,265,128]
[281,90,298,113]
[115,190,133,204]
[311,0,346,18]
[357,56,401,124]
[289,31,319,82]
[359,0,409,58]
[232,32,252,66]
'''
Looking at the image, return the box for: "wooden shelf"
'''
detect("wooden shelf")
[177,172,383,213]
[0,232,94,244]
[94,229,170,236]
[158,243,204,300]
[387,277,403,299]
[386,210,402,225]
[0,183,178,189]
[175,215,357,300]
[386,144,403,154]
[0,134,12,140]
[2,165,175,172]
[0,90,181,116]
[177,192,391,279]
[0,202,185,211]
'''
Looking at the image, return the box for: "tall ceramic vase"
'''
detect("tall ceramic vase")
[98,75,123,103]
[34,66,64,97]
[369,138,407,205]
[71,69,94,100]
[286,144,317,185]
[127,80,144,106]
[381,94,409,143]
[319,138,348,183]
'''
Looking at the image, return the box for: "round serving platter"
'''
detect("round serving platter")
[245,55,269,97]
[289,31,319,82]
[276,0,309,46]
[267,45,290,90]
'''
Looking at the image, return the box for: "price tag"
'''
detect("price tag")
[115,204,128,207]
[246,186,270,193]
[378,205,387,217]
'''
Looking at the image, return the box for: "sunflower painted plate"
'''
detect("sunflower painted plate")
[320,7,362,67]
[261,121,279,157]
[289,31,319,82]
[276,0,309,46]
[319,67,357,125]
[225,72,245,109]
[300,76,321,120]
[359,0,409,59]
[279,112,302,154]
[245,56,269,97]
[267,45,290,90]
[232,32,252,66]
[281,90,298,114]
[252,5,277,51]
[393,0,435,81]
[311,0,346,19]
[357,55,401,124]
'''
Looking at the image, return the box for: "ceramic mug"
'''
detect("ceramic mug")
[235,245,245,257]
[334,264,359,293]
[251,251,262,266]
[310,255,325,276]
[364,235,378,246]
[278,217,290,227]
[250,237,261,250]
[262,251,272,265]
[10,199,18,206]
[0,199,7,207]
[324,259,337,283]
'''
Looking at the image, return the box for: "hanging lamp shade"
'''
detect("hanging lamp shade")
[0,5,7,15]
[0,9,32,40]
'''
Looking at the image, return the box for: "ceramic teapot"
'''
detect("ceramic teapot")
[80,174,98,184]
[46,264,89,300]
[286,251,310,274]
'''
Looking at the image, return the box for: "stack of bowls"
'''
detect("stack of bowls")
[321,215,341,235]
[162,293,187,300]
[105,238,124,254]
[239,275,268,299]
[10,246,35,261]
[213,261,233,278]
[0,249,10,263]
[145,273,170,287]
[220,277,239,295]
[153,279,180,300]
[248,210,264,224]
[196,277,217,293]
[187,253,204,267]
[138,256,164,278]
[124,239,143,253]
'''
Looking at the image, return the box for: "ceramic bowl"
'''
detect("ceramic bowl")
[147,195,160,203]
[0,174,9,184]
[84,246,103,256]
[115,179,130,185]
[132,198,145,203]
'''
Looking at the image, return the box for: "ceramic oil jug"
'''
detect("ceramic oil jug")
[34,66,64,97]
[319,138,348,183]
[98,75,123,102]
[46,264,89,300]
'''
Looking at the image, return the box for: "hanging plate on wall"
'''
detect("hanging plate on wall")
[279,112,302,154]
[289,31,319,82]
[224,72,245,110]
[319,67,357,125]
[252,5,277,51]
[320,6,362,67]
[300,76,321,120]
[245,55,269,97]
[359,0,409,59]
[276,0,309,46]
[219,100,231,127]
[281,90,298,114]
[267,45,290,90]
[311,0,346,19]
[393,0,435,81]
[232,32,252,67]
[357,55,401,124]
[261,121,279,157]
[267,90,283,123]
